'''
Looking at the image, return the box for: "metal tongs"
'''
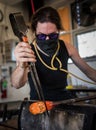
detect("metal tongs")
[9,12,49,116]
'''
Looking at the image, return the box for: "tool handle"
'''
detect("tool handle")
[21,35,29,43]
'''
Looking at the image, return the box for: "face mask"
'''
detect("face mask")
[36,39,58,57]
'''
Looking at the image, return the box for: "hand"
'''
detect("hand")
[14,42,36,63]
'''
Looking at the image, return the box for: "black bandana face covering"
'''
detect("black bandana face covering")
[36,39,58,56]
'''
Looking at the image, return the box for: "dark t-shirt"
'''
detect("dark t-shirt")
[28,40,76,101]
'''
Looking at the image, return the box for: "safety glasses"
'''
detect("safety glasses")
[36,33,59,40]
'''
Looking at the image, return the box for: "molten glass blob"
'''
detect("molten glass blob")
[29,101,53,115]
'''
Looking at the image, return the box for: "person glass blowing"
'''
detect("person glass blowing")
[11,6,96,101]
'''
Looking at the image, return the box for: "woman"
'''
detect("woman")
[11,6,96,101]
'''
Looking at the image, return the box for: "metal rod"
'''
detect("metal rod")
[54,94,96,106]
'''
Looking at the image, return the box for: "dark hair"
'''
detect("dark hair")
[31,6,63,32]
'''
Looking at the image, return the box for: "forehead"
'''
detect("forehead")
[36,22,58,34]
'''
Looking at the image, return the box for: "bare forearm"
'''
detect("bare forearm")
[11,41,36,88]
[11,65,28,88]
[72,55,96,82]
[65,42,96,82]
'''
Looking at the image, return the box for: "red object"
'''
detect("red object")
[1,90,7,98]
[30,0,35,13]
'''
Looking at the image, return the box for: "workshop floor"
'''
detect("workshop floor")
[0,116,18,130]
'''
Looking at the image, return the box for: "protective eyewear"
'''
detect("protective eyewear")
[36,33,59,40]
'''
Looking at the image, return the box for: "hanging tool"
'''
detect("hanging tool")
[9,12,49,116]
